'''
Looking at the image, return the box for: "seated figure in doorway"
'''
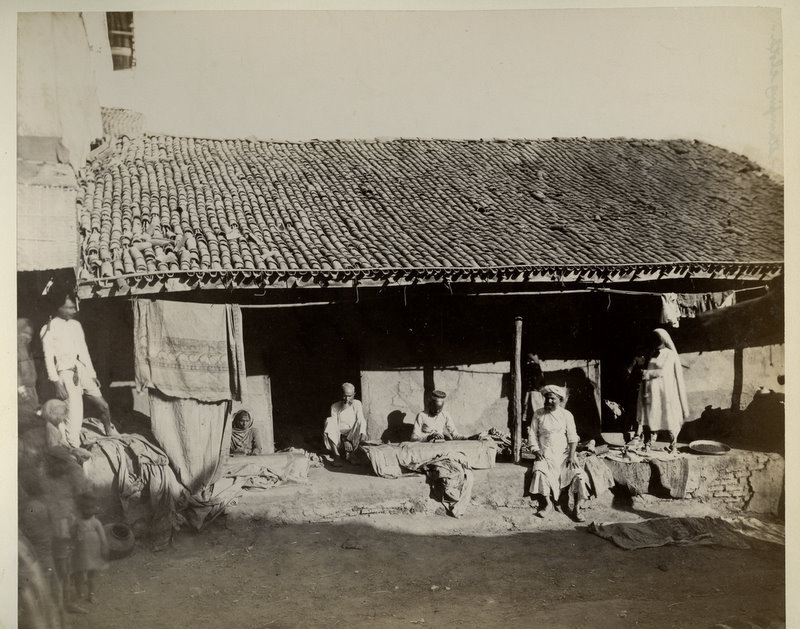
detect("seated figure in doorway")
[411,390,467,442]
[323,383,368,466]
[229,410,263,456]
[528,385,590,522]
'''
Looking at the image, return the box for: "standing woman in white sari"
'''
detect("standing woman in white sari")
[637,328,690,453]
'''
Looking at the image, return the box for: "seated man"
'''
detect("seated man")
[229,410,263,456]
[323,383,367,466]
[528,384,590,522]
[411,390,466,442]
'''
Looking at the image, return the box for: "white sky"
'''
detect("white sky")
[100,8,784,172]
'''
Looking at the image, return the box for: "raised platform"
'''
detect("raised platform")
[224,448,784,526]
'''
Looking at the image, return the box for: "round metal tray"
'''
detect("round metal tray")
[689,440,731,455]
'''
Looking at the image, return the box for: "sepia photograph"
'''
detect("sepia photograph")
[13,4,790,628]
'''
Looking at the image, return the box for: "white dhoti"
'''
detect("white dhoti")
[528,406,589,502]
[323,399,367,456]
[58,364,103,447]
[530,457,589,502]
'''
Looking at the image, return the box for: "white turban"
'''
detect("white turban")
[541,384,566,400]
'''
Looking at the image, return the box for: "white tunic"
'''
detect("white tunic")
[636,347,689,433]
[529,407,581,497]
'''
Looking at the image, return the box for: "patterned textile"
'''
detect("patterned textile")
[134,300,246,402]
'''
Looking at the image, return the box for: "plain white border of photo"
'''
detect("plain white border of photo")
[1,2,796,627]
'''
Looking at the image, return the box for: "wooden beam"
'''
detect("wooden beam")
[512,316,523,463]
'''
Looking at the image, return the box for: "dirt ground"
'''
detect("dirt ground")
[72,509,784,629]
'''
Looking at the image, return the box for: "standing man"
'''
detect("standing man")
[528,384,590,522]
[323,382,368,466]
[411,390,466,442]
[40,291,112,447]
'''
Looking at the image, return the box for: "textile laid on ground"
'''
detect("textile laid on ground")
[182,453,311,529]
[83,429,188,549]
[724,517,785,546]
[148,391,230,494]
[588,516,758,550]
[417,453,475,518]
[224,452,310,488]
[361,440,497,479]
[134,300,246,402]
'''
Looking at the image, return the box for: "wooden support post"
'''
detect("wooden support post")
[512,316,523,463]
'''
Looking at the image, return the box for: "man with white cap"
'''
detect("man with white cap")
[528,384,590,522]
[411,390,466,442]
[323,382,368,466]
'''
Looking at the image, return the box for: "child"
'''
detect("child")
[45,448,89,615]
[41,399,70,450]
[72,493,109,604]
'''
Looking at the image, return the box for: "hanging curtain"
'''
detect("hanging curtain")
[148,392,230,494]
[134,300,246,402]
[133,300,247,492]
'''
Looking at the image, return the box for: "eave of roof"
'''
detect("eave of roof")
[76,260,783,300]
[75,135,784,299]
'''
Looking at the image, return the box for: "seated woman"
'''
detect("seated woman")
[229,410,263,456]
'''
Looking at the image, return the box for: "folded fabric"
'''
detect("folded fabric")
[361,440,497,478]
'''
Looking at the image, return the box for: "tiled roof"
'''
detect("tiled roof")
[77,136,783,295]
[100,107,144,138]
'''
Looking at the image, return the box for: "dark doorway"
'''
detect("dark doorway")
[243,304,361,451]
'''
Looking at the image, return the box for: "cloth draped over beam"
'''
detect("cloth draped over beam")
[134,300,247,492]
[134,300,246,402]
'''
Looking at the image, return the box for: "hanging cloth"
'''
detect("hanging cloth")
[148,391,231,494]
[659,293,681,328]
[134,300,246,402]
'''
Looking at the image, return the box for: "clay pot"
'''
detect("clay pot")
[104,523,135,559]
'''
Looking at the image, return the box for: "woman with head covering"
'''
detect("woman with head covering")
[636,328,690,453]
[229,410,263,456]
[527,384,590,522]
